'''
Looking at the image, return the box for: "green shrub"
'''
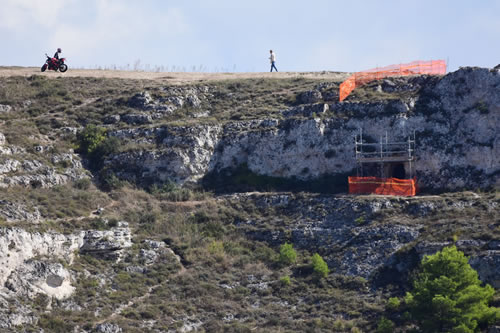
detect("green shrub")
[354,216,366,225]
[76,124,107,156]
[76,125,121,171]
[208,240,224,257]
[38,315,74,333]
[404,245,500,332]
[73,178,91,190]
[311,253,329,278]
[279,243,297,266]
[100,170,125,191]
[280,275,291,286]
[376,317,395,333]
[386,297,400,311]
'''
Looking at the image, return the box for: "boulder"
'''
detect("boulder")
[121,113,153,125]
[103,115,121,124]
[470,251,500,288]
[80,222,132,260]
[0,105,12,113]
[94,323,122,333]
[128,91,153,109]
[298,90,323,104]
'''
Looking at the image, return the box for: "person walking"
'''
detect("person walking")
[269,50,278,72]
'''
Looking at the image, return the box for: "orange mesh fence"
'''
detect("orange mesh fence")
[339,60,446,101]
[348,176,417,196]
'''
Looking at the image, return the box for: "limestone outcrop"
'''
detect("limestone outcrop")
[103,67,499,191]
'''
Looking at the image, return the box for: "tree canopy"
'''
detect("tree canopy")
[405,245,499,332]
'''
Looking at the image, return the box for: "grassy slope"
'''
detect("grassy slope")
[0,75,498,332]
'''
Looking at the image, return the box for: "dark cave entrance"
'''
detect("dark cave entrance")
[391,163,406,179]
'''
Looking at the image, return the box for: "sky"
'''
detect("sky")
[1,0,499,73]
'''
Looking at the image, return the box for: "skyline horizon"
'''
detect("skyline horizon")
[1,1,498,73]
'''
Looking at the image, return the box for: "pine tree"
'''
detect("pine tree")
[405,246,499,332]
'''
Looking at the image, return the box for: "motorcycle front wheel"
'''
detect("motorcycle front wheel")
[41,64,47,72]
[59,64,68,73]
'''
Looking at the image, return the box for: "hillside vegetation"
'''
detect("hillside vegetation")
[0,67,499,332]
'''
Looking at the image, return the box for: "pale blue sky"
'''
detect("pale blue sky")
[1,0,498,72]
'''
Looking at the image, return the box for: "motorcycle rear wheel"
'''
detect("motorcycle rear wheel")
[59,64,68,73]
[41,64,47,72]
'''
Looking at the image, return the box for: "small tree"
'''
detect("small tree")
[377,317,395,333]
[311,253,329,278]
[76,124,107,155]
[76,125,120,170]
[405,245,499,332]
[279,243,297,266]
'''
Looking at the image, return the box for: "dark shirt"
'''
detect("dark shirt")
[54,52,60,59]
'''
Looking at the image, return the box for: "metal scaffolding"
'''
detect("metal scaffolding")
[354,129,416,179]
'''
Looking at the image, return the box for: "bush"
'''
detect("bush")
[404,245,500,332]
[279,243,297,266]
[280,275,291,286]
[208,240,224,258]
[376,317,395,333]
[311,253,329,278]
[76,125,121,170]
[73,178,91,190]
[38,315,74,333]
[76,124,107,156]
[386,297,400,311]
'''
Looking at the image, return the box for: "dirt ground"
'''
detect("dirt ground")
[0,66,350,84]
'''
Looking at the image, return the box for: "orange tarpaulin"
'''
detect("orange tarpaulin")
[339,60,446,101]
[348,176,418,196]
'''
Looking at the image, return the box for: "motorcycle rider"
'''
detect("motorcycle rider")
[54,48,62,60]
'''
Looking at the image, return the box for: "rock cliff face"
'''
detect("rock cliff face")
[226,192,499,286]
[0,225,131,328]
[105,67,499,191]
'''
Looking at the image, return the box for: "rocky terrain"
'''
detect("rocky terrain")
[0,66,498,332]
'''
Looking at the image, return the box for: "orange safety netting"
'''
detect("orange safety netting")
[339,60,446,101]
[348,176,418,196]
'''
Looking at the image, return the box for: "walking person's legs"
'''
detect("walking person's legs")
[271,62,278,72]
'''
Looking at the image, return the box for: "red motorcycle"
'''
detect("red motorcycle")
[41,54,68,72]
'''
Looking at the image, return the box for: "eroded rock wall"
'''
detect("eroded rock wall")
[105,67,499,191]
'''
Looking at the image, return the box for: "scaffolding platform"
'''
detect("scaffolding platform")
[350,129,418,196]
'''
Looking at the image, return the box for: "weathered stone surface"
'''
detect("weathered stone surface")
[103,67,499,191]
[0,200,41,223]
[282,103,329,118]
[5,260,74,300]
[0,104,12,113]
[0,145,86,189]
[0,228,82,288]
[104,114,121,124]
[121,113,153,125]
[107,124,222,185]
[0,158,20,173]
[470,251,500,289]
[94,323,123,333]
[229,193,499,282]
[299,89,323,104]
[0,223,131,295]
[80,222,132,260]
[186,94,201,108]
[128,91,153,109]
